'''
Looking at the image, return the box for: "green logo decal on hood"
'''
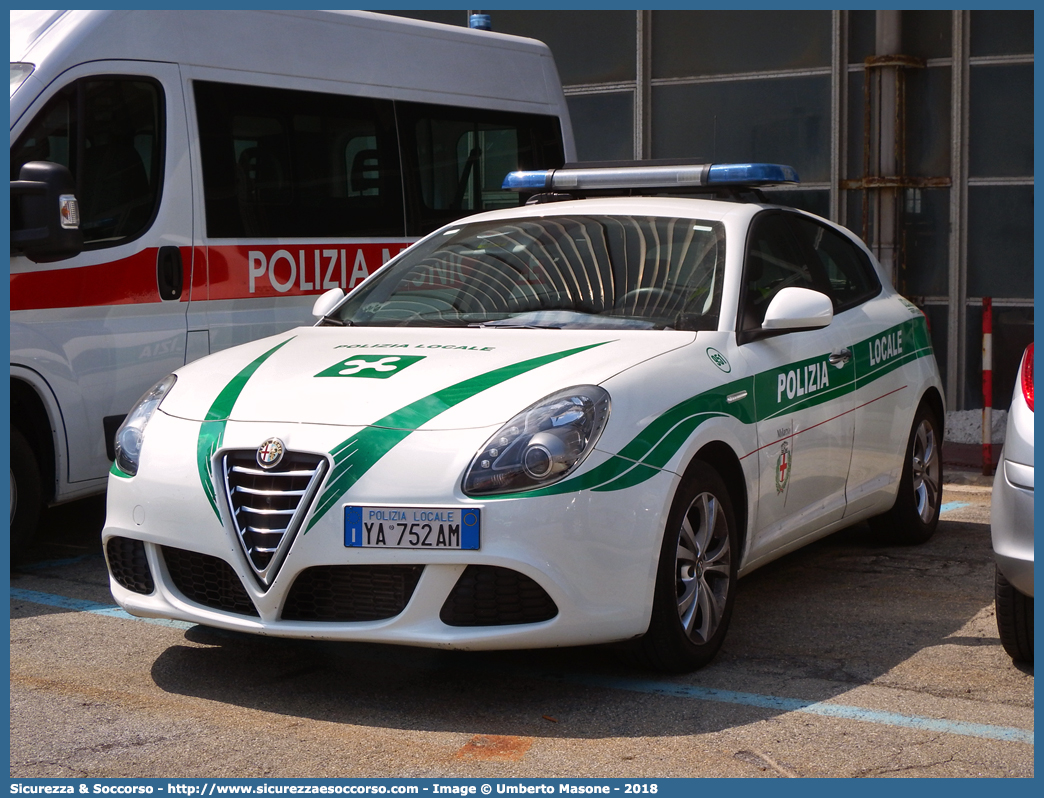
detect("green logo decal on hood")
[197,338,295,521]
[315,354,426,379]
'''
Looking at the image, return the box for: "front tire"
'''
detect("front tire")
[995,567,1033,663]
[871,402,942,544]
[11,426,43,557]
[634,461,738,672]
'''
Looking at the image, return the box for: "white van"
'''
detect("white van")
[9,9,575,550]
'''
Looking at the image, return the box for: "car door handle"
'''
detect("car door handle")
[829,348,852,367]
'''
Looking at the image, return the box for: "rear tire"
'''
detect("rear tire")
[995,567,1033,664]
[11,426,43,558]
[632,461,738,672]
[870,402,942,545]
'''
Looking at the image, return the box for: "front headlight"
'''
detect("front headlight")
[463,385,610,496]
[113,374,177,476]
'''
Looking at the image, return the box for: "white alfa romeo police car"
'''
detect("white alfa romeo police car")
[103,163,944,671]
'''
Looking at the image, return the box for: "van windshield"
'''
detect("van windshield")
[335,215,725,331]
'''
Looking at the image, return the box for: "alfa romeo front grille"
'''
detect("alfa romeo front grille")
[222,449,328,588]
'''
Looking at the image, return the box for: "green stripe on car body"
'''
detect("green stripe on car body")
[190,316,932,523]
[197,338,295,521]
[493,316,933,499]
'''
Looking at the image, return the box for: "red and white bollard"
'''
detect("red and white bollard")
[982,297,993,476]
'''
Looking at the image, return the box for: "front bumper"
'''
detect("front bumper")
[102,411,676,649]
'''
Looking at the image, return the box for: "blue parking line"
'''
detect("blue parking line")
[566,675,1033,745]
[10,587,1033,746]
[939,501,971,514]
[10,587,194,630]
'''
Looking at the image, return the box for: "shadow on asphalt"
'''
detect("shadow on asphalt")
[137,516,1002,739]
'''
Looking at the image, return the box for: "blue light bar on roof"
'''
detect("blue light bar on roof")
[707,163,799,185]
[502,162,800,192]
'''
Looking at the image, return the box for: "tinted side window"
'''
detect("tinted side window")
[789,215,881,312]
[397,103,566,235]
[12,78,164,247]
[194,81,404,238]
[739,211,821,333]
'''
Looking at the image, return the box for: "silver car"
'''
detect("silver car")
[991,343,1034,663]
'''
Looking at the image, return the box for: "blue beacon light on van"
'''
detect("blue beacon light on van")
[502,162,800,191]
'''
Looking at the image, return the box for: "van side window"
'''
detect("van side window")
[194,81,404,238]
[11,78,164,247]
[398,103,565,234]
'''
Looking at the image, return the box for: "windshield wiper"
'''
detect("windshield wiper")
[315,317,353,327]
[467,321,562,329]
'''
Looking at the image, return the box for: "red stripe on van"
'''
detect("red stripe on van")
[9,242,413,310]
[9,248,176,311]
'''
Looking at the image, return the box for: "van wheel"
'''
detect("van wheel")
[11,426,42,557]
[870,403,942,545]
[632,461,738,672]
[995,567,1033,664]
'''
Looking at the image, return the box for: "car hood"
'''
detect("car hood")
[160,326,697,430]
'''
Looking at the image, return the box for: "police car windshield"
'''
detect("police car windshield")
[336,215,725,331]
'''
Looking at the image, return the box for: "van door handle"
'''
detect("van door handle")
[157,246,183,301]
[829,348,852,367]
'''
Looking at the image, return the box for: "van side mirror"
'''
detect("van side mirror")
[11,161,84,263]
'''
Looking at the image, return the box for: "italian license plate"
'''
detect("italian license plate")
[344,506,480,549]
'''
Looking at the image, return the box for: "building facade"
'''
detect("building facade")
[390,9,1034,412]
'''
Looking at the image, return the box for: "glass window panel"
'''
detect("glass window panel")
[652,77,831,183]
[373,11,636,85]
[923,304,948,398]
[899,188,949,298]
[338,215,727,332]
[849,11,877,64]
[12,78,164,248]
[992,307,1034,412]
[194,81,403,238]
[739,211,819,332]
[905,66,951,178]
[958,304,1035,412]
[969,64,1033,178]
[652,11,831,78]
[493,11,636,85]
[566,93,634,162]
[902,11,952,60]
[760,189,830,219]
[844,190,868,244]
[967,186,1033,299]
[963,303,984,409]
[398,103,567,235]
[846,66,950,181]
[789,214,882,312]
[971,10,1034,57]
[847,70,866,180]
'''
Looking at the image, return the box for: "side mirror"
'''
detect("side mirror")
[762,286,833,331]
[311,287,345,319]
[11,161,84,263]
